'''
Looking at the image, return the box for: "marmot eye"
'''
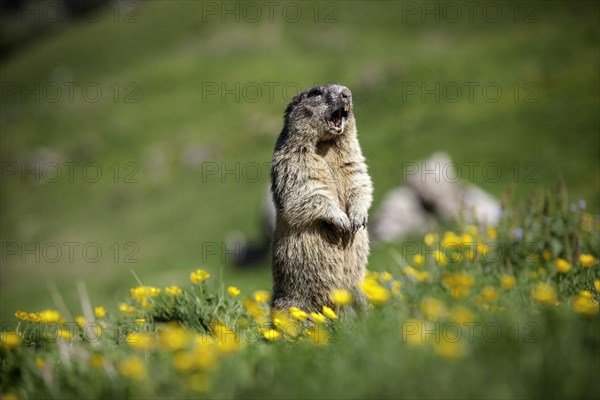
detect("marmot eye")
[307,89,323,98]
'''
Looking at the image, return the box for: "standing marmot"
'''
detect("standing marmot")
[270,83,373,312]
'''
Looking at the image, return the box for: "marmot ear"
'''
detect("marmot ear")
[284,92,304,120]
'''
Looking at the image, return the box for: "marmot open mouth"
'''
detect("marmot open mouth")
[329,104,350,132]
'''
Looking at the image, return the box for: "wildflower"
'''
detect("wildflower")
[119,357,147,380]
[164,285,183,296]
[486,227,497,240]
[119,303,136,314]
[420,297,447,321]
[465,225,479,236]
[128,332,154,351]
[1,331,21,349]
[481,286,500,303]
[289,307,308,322]
[531,283,559,306]
[190,269,210,284]
[361,279,390,305]
[90,353,104,368]
[434,338,466,359]
[413,254,425,266]
[15,310,28,320]
[555,258,571,273]
[391,280,403,297]
[130,286,161,301]
[322,306,337,319]
[211,322,241,353]
[57,329,73,340]
[271,311,301,340]
[254,290,270,303]
[331,289,353,306]
[434,250,448,267]
[402,319,427,346]
[35,357,45,368]
[192,341,218,370]
[450,306,475,325]
[227,286,241,297]
[465,248,476,262]
[262,329,281,341]
[38,309,62,323]
[541,249,552,262]
[402,266,430,282]
[135,318,146,326]
[579,254,597,268]
[94,306,107,318]
[571,293,599,315]
[442,272,474,299]
[500,275,516,289]
[477,242,490,257]
[595,280,600,292]
[28,313,40,322]
[310,312,326,324]
[159,323,190,351]
[173,351,195,371]
[305,325,331,346]
[243,299,268,323]
[537,267,547,278]
[424,233,438,246]
[460,233,474,246]
[380,271,393,282]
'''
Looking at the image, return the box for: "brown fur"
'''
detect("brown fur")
[270,83,373,312]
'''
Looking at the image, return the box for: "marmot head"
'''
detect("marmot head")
[284,83,355,138]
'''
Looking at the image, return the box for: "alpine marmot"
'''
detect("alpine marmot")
[270,83,373,312]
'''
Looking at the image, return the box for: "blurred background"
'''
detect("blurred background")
[1,0,598,323]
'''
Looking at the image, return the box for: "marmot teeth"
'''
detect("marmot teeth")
[344,104,349,112]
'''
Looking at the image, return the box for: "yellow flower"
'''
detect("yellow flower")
[35,357,45,368]
[413,254,425,266]
[442,272,474,299]
[434,250,449,266]
[262,329,281,341]
[555,258,571,273]
[211,322,241,353]
[331,289,353,306]
[541,249,552,262]
[391,280,402,297]
[322,306,337,319]
[192,341,219,370]
[135,318,147,326]
[190,269,210,284]
[424,233,438,246]
[119,357,146,380]
[173,351,196,371]
[594,280,600,292]
[433,338,466,359]
[402,266,430,282]
[165,285,183,296]
[94,306,106,318]
[537,267,547,278]
[28,313,40,322]
[486,227,497,240]
[465,225,479,237]
[75,315,87,328]
[119,303,136,314]
[401,319,427,346]
[127,332,154,351]
[289,307,308,322]
[477,242,490,257]
[130,286,161,300]
[531,283,559,306]
[1,331,21,349]
[254,290,270,303]
[159,323,190,351]
[243,299,268,323]
[310,312,326,324]
[420,297,447,321]
[305,325,331,346]
[15,310,28,320]
[90,353,104,368]
[361,279,390,305]
[579,254,597,268]
[57,329,73,340]
[450,306,475,325]
[481,286,500,303]
[227,286,241,297]
[38,309,62,323]
[379,271,393,282]
[500,275,516,289]
[571,293,599,315]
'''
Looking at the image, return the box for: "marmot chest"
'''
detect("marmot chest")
[315,140,350,210]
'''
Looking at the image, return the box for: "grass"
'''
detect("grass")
[1,187,599,398]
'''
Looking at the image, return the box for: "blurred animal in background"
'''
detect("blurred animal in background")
[230,152,500,265]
